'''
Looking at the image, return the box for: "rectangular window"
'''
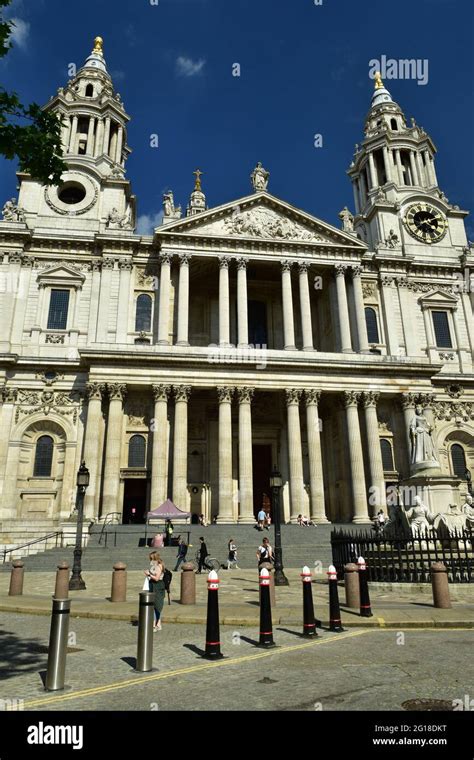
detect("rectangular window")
[432,311,452,348]
[47,289,70,330]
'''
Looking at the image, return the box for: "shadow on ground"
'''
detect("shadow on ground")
[0,627,50,680]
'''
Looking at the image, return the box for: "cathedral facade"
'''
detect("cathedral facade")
[0,39,473,528]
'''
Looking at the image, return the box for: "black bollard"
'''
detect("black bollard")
[300,565,317,637]
[136,590,155,672]
[357,556,373,617]
[45,598,71,691]
[258,568,275,647]
[204,570,223,659]
[327,565,345,632]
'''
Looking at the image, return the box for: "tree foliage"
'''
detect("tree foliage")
[0,0,67,185]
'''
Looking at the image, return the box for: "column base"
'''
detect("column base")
[302,346,316,351]
[238,516,256,524]
[312,516,330,524]
[157,340,170,346]
[176,341,190,347]
[359,349,372,354]
[342,348,355,353]
[284,345,297,351]
[352,516,371,524]
[237,343,250,349]
[215,515,235,524]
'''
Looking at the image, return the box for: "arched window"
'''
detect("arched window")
[365,307,380,344]
[128,435,146,468]
[390,118,398,131]
[34,435,54,477]
[85,84,94,97]
[380,439,395,472]
[135,294,152,332]
[451,444,467,478]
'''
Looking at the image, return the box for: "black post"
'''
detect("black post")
[357,556,373,617]
[270,466,288,587]
[327,564,344,632]
[258,568,275,647]
[69,462,89,591]
[204,571,223,659]
[301,566,317,637]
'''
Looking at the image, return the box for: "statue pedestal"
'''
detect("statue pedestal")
[399,475,463,514]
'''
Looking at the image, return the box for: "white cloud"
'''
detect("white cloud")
[136,210,164,235]
[9,18,30,50]
[176,56,206,77]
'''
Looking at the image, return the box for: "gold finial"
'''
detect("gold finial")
[93,36,104,56]
[193,168,203,191]
[374,71,384,90]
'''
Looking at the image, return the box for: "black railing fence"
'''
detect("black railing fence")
[331,527,474,583]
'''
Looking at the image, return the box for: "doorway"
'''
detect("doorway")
[252,444,272,518]
[123,479,148,524]
[248,301,268,346]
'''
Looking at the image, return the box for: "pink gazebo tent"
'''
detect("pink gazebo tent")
[147,499,191,523]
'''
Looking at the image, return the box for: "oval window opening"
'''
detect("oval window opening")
[58,182,86,205]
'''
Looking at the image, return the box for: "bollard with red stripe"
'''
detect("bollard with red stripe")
[204,570,223,659]
[327,564,345,632]
[300,565,317,637]
[258,567,275,647]
[357,556,373,618]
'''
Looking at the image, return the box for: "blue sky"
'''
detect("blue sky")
[1,0,473,236]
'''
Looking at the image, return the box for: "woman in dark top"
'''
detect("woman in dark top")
[197,537,208,573]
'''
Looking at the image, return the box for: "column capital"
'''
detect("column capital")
[178,252,192,266]
[351,265,363,278]
[159,252,172,266]
[335,263,349,277]
[400,392,417,410]
[285,388,302,406]
[298,261,310,274]
[107,383,127,401]
[118,259,133,271]
[281,260,293,272]
[1,386,18,403]
[86,382,105,401]
[218,256,231,270]
[361,391,379,408]
[341,390,361,409]
[304,389,321,406]
[236,257,248,270]
[217,386,234,404]
[237,386,254,404]
[380,274,394,287]
[173,385,192,402]
[152,384,171,402]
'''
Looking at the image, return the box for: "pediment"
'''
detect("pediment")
[419,289,459,304]
[156,191,366,249]
[36,262,85,286]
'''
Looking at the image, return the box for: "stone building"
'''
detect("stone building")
[0,39,473,529]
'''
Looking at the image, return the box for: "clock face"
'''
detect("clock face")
[404,203,447,243]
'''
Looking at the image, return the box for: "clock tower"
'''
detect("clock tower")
[347,73,469,261]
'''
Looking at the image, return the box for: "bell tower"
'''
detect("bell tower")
[347,73,469,258]
[17,36,136,232]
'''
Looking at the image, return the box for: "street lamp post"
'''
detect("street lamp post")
[69,461,90,591]
[270,465,289,587]
[465,468,473,497]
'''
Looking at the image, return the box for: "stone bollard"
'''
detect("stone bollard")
[431,562,452,609]
[301,565,317,637]
[259,564,276,607]
[327,564,344,632]
[344,563,360,609]
[180,562,196,605]
[204,570,223,659]
[258,568,275,648]
[111,562,127,602]
[54,561,69,599]
[357,556,373,617]
[8,560,24,596]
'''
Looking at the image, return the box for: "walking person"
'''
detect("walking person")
[144,551,166,631]
[256,508,266,531]
[256,536,274,569]
[196,536,209,574]
[173,537,188,571]
[227,538,239,570]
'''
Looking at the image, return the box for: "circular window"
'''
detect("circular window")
[58,182,87,205]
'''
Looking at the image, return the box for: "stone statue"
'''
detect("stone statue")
[338,206,354,233]
[437,503,467,537]
[409,404,440,471]
[251,162,269,192]
[106,207,132,230]
[163,190,182,221]
[405,495,436,537]
[462,493,474,525]
[2,198,26,223]
[384,229,399,248]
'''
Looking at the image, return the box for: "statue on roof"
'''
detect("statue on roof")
[251,162,269,192]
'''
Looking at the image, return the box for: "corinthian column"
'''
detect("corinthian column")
[102,383,127,517]
[361,392,386,515]
[157,252,172,345]
[281,261,296,350]
[236,258,249,347]
[335,265,353,352]
[217,386,234,522]
[176,253,191,346]
[219,257,231,346]
[401,393,416,473]
[151,384,171,507]
[237,387,254,523]
[304,389,328,523]
[172,385,191,509]
[342,391,369,523]
[286,389,304,522]
[298,262,314,351]
[83,383,106,519]
[351,266,370,352]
